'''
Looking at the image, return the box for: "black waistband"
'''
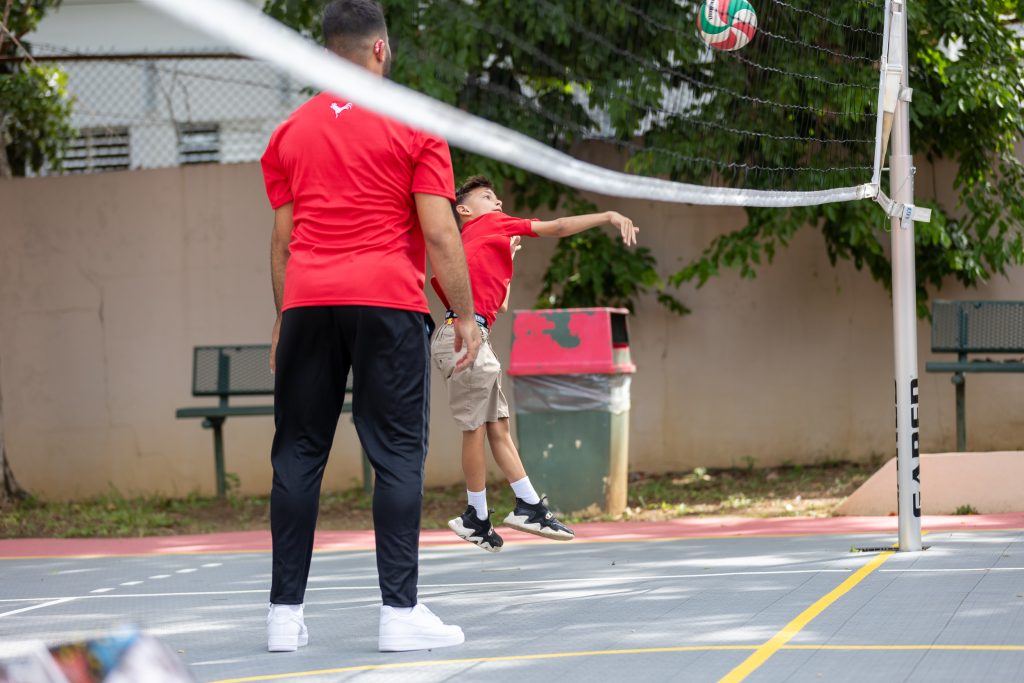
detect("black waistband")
[444,310,488,329]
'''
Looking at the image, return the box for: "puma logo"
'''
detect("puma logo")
[330,102,353,118]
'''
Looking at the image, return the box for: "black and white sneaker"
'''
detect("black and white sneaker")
[503,498,575,541]
[448,507,504,552]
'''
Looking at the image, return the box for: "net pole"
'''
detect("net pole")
[888,0,922,552]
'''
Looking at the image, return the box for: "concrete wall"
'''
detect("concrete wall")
[2,160,1023,499]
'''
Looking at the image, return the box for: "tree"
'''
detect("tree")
[0,0,74,178]
[263,1,1024,316]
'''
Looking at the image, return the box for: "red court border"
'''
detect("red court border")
[2,514,1021,559]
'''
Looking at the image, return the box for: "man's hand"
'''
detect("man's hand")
[510,235,522,260]
[270,315,282,373]
[607,211,639,246]
[452,317,482,373]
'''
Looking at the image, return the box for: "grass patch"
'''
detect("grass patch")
[0,461,878,538]
[617,459,878,521]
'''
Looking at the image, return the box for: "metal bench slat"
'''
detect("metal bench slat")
[192,345,275,396]
[925,361,1024,373]
[931,300,1024,354]
[176,405,274,419]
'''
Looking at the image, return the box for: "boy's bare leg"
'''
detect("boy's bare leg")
[462,426,488,492]
[487,418,574,541]
[448,425,504,552]
[484,418,527,483]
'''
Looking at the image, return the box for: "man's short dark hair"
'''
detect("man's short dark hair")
[455,175,494,205]
[322,0,387,58]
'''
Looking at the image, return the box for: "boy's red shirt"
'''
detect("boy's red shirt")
[432,211,537,327]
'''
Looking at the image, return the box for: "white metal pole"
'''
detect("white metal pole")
[888,0,923,551]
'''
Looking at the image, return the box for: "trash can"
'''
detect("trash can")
[508,307,635,516]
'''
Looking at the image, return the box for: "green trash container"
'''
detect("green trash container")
[507,307,635,515]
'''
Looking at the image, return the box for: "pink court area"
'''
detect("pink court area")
[2,513,1022,559]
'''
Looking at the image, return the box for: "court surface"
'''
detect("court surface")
[1,514,1022,682]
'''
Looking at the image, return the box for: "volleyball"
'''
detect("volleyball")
[698,0,758,52]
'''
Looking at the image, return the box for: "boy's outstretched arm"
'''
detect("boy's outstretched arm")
[531,211,638,246]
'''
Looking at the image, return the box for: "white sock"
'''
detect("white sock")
[510,476,540,504]
[467,489,488,520]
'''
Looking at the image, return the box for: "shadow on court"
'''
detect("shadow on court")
[1,515,1022,682]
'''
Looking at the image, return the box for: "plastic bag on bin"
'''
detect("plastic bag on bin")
[513,374,631,414]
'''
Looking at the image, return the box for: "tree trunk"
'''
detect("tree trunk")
[0,125,12,179]
[0,358,26,503]
[0,434,26,504]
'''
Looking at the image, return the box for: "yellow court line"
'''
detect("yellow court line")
[785,645,1024,651]
[207,642,1024,683]
[717,550,894,683]
[208,646,756,683]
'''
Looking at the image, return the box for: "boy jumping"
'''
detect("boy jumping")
[431,175,639,552]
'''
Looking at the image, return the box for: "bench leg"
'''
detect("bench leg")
[953,372,966,452]
[203,417,227,498]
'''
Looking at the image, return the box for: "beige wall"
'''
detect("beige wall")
[2,160,1023,500]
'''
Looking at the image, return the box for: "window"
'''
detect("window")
[177,123,220,165]
[63,128,131,173]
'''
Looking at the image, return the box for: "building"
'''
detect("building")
[29,0,302,173]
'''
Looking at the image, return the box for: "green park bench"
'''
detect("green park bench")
[925,300,1024,452]
[175,345,370,498]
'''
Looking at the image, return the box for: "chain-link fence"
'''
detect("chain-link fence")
[30,47,307,175]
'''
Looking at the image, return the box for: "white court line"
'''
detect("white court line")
[190,659,249,667]
[5,568,1015,610]
[0,568,853,603]
[880,567,1024,572]
[0,598,77,619]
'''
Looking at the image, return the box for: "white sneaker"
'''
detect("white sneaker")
[378,603,465,652]
[267,604,309,652]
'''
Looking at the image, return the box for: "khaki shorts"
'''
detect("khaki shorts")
[430,321,509,432]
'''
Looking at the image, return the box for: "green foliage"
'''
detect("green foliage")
[0,0,74,176]
[263,0,1024,315]
[954,503,979,515]
[668,1,1024,315]
[537,229,688,314]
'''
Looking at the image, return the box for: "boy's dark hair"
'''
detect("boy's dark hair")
[454,175,494,204]
[322,0,387,59]
[452,175,495,227]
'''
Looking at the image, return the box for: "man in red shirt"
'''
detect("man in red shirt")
[431,176,638,552]
[260,0,480,654]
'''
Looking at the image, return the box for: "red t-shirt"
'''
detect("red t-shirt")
[434,212,537,327]
[261,92,455,313]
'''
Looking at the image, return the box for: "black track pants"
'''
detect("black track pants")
[269,305,433,607]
